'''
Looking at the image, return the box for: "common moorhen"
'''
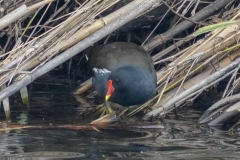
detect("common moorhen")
[89,42,157,113]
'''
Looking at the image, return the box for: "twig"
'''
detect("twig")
[143,0,232,51]
[222,63,240,98]
[0,0,15,18]
[208,101,240,126]
[162,0,202,25]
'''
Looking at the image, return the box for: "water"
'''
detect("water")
[0,78,240,159]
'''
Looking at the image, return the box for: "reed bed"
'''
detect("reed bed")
[0,0,239,127]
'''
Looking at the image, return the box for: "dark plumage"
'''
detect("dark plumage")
[89,42,157,107]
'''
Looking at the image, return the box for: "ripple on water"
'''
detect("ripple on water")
[3,151,85,159]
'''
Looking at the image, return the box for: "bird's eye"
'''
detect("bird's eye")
[115,79,119,82]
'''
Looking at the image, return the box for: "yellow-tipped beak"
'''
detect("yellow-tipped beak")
[105,94,111,101]
[105,80,114,101]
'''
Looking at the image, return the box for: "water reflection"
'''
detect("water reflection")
[0,82,239,159]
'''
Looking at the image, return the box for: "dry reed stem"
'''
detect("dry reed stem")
[0,0,119,87]
[156,24,240,92]
[0,0,238,120]
[0,0,163,116]
[0,0,56,30]
[0,5,30,30]
[142,0,232,51]
[144,52,240,120]
[151,50,240,110]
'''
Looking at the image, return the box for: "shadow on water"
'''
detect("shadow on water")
[0,76,240,159]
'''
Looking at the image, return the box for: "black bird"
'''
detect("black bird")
[89,42,157,114]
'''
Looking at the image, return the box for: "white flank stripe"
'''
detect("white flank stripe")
[93,68,111,75]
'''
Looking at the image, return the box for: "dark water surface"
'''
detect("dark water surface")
[0,80,240,160]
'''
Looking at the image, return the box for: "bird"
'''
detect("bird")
[88,42,157,115]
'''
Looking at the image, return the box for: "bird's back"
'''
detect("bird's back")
[89,42,154,74]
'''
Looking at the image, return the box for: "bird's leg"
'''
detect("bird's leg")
[100,106,106,117]
[100,101,113,117]
[105,101,113,113]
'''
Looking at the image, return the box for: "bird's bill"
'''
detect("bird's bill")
[105,80,114,101]
[105,94,111,101]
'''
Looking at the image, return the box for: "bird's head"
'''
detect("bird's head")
[105,66,140,102]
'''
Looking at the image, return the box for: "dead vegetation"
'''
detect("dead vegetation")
[0,0,240,128]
